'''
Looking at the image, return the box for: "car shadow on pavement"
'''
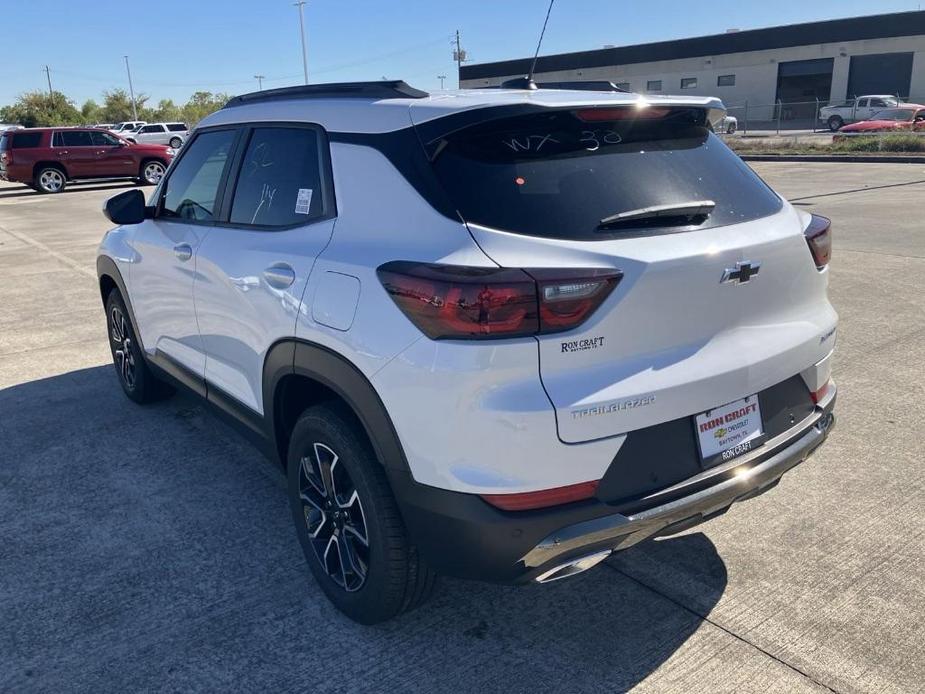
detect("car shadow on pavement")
[0,181,138,199]
[0,365,727,693]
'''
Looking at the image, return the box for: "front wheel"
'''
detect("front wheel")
[105,290,173,404]
[138,160,166,186]
[726,121,737,134]
[287,404,437,624]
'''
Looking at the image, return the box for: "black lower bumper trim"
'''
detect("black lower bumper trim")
[389,392,835,584]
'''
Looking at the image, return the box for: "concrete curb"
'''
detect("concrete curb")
[740,154,925,164]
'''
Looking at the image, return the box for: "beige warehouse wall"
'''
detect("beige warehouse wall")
[461,35,925,120]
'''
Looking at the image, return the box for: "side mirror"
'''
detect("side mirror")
[103,189,150,225]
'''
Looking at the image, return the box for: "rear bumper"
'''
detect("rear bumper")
[390,388,836,584]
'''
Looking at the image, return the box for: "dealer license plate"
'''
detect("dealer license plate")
[694,395,764,466]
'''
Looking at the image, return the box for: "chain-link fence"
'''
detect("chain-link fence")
[719,96,925,135]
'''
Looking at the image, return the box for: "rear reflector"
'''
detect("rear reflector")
[377,262,621,340]
[811,380,831,404]
[804,214,832,269]
[481,480,599,511]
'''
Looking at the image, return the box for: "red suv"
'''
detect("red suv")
[0,127,175,193]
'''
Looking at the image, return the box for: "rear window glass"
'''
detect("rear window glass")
[54,131,94,146]
[11,131,42,148]
[229,127,325,227]
[428,107,783,240]
[167,123,187,132]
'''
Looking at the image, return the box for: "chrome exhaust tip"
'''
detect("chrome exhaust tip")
[534,549,612,583]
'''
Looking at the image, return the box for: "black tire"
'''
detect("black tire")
[104,289,173,404]
[168,136,182,148]
[34,166,66,193]
[828,116,844,132]
[726,122,737,134]
[287,404,437,624]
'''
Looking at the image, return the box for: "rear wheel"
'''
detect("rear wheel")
[34,166,66,194]
[726,121,737,134]
[828,115,844,132]
[287,404,437,624]
[104,290,173,404]
[168,136,183,148]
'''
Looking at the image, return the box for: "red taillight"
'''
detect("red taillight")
[377,262,621,340]
[804,214,832,269]
[811,380,831,404]
[575,106,671,122]
[481,480,599,511]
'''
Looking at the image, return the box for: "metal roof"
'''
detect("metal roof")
[460,11,925,82]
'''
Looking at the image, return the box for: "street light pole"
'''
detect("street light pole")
[254,74,265,90]
[43,65,53,98]
[438,74,446,90]
[123,55,138,121]
[294,1,308,85]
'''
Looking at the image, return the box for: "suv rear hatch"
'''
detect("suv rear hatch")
[413,96,836,444]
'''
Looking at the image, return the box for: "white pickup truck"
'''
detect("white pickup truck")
[819,95,901,131]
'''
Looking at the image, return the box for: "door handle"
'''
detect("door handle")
[173,243,193,262]
[263,263,296,289]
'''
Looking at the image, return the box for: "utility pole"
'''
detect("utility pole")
[123,55,138,121]
[254,74,265,90]
[437,74,447,90]
[294,1,308,84]
[43,65,53,98]
[453,30,467,88]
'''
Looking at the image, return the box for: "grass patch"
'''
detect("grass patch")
[728,133,925,156]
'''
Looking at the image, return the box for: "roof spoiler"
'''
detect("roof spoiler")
[223,80,429,108]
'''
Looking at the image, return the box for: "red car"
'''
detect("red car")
[836,105,925,138]
[0,127,175,193]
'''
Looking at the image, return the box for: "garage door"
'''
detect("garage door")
[847,53,914,99]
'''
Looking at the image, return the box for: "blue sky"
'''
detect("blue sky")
[0,0,913,106]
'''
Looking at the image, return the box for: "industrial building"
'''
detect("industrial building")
[459,11,925,122]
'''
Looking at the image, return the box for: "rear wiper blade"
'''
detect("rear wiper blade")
[597,200,716,230]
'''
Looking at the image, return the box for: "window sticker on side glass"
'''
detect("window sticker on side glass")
[295,188,313,215]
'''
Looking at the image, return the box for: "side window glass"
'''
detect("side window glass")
[91,131,120,146]
[229,127,325,227]
[61,131,93,146]
[160,129,236,222]
[52,132,64,147]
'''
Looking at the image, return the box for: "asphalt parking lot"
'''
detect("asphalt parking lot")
[1,163,923,693]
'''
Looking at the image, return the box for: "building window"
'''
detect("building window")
[647,80,662,92]
[681,77,698,89]
[717,74,736,87]
[615,82,631,91]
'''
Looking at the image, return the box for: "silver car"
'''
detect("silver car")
[123,122,188,148]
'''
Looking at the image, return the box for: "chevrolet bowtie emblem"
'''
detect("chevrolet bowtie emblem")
[721,261,761,284]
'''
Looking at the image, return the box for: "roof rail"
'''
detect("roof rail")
[223,80,429,108]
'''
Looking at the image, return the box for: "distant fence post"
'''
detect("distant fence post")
[776,99,782,135]
[744,100,749,135]
[814,98,820,133]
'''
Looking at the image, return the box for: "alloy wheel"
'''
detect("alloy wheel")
[143,162,166,184]
[109,305,137,390]
[298,442,369,592]
[39,169,64,192]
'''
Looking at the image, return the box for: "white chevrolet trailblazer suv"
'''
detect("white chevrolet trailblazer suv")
[96,81,837,624]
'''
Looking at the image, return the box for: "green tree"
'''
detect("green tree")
[151,98,181,122]
[99,88,148,123]
[0,91,81,127]
[81,98,101,124]
[181,91,230,127]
